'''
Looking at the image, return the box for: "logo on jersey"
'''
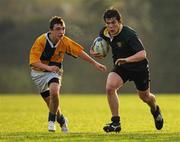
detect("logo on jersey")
[116,42,122,48]
[53,51,63,61]
[58,51,62,57]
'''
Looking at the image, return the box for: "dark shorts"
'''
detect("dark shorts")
[112,65,150,91]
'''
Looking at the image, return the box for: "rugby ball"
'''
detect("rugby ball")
[92,37,109,57]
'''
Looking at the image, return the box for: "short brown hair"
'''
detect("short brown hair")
[49,16,65,30]
[103,8,122,22]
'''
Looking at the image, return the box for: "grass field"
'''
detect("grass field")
[0,94,180,142]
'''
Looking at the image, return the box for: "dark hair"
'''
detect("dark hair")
[49,16,65,30]
[103,8,122,22]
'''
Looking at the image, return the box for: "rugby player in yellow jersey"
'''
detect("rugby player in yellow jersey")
[29,16,107,132]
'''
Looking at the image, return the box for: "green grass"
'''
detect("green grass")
[0,94,180,142]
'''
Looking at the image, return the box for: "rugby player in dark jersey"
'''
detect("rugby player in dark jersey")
[90,8,163,133]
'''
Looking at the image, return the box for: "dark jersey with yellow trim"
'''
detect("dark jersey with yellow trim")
[99,26,148,71]
[29,32,83,71]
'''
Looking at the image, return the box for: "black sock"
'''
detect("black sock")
[111,116,120,123]
[57,114,65,127]
[48,112,56,122]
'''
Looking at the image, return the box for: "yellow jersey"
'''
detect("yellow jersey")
[29,33,83,71]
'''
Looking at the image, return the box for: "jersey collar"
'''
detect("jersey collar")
[45,32,60,48]
[103,25,123,41]
[103,28,114,41]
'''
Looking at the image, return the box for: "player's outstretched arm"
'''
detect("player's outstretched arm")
[89,48,104,59]
[79,51,107,72]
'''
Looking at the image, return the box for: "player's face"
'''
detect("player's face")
[51,24,65,41]
[105,18,121,36]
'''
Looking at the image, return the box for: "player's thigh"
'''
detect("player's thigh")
[48,78,61,95]
[106,72,124,89]
[133,69,150,91]
[31,70,62,93]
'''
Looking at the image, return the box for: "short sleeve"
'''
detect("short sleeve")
[65,37,84,58]
[127,35,144,52]
[29,37,45,65]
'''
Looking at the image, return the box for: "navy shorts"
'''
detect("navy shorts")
[112,65,150,91]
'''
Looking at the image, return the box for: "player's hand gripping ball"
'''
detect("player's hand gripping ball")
[92,37,109,57]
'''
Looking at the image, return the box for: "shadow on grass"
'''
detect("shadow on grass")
[0,131,180,142]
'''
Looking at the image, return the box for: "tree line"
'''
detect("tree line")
[0,0,179,93]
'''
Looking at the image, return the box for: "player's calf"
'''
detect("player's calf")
[57,114,68,132]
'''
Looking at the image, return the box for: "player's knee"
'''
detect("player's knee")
[138,91,150,103]
[106,84,117,95]
[49,85,60,96]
